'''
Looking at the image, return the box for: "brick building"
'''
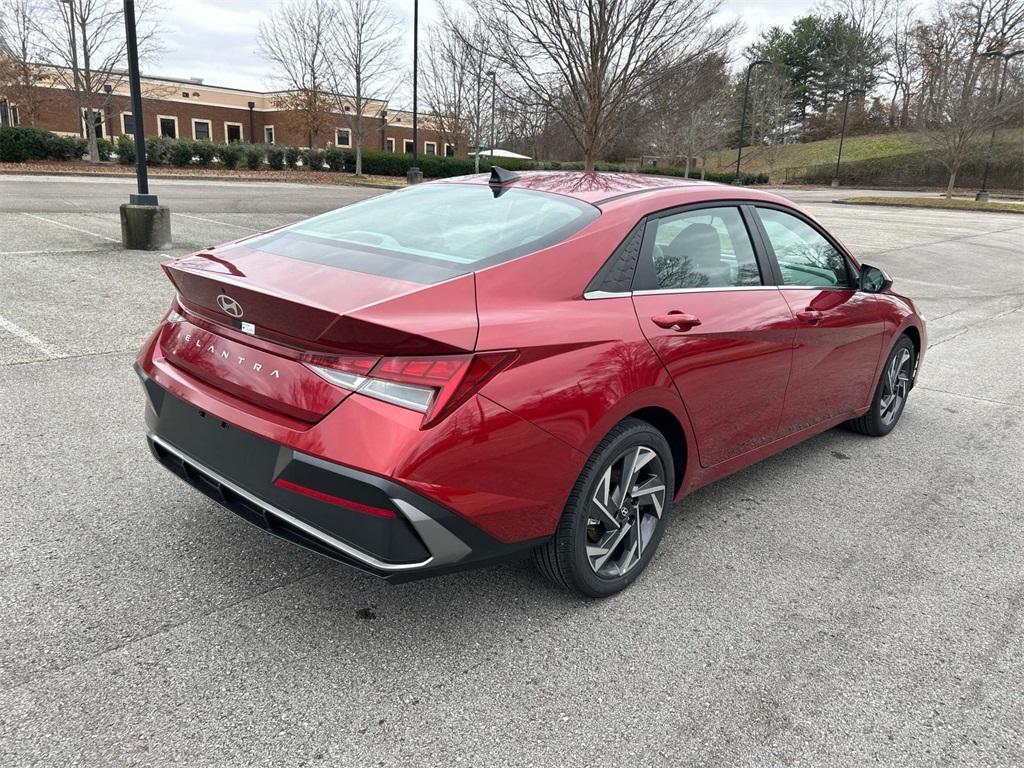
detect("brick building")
[0,65,463,157]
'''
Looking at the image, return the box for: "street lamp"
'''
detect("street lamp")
[119,0,170,250]
[488,70,496,161]
[103,83,114,139]
[60,0,84,137]
[247,101,255,143]
[832,88,866,188]
[0,98,9,127]
[976,49,1024,202]
[734,59,770,183]
[407,0,422,184]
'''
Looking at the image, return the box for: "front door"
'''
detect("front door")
[753,206,884,433]
[631,205,796,467]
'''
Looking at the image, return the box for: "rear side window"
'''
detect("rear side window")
[757,208,851,287]
[648,207,762,290]
[246,184,599,284]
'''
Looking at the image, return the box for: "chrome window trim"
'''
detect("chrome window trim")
[149,433,463,572]
[584,285,780,300]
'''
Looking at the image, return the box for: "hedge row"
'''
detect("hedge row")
[0,125,114,162]
[4,126,768,184]
[793,149,1023,189]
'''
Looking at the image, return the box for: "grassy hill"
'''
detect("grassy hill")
[704,128,1024,187]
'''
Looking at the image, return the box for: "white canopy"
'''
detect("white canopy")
[469,148,533,160]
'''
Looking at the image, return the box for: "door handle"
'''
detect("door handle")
[651,312,702,331]
[796,309,823,324]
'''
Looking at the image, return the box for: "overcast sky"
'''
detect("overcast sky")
[158,0,819,106]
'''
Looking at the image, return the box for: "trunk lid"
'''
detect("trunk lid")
[160,244,479,421]
[164,245,479,356]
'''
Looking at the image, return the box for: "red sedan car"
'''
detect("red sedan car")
[137,170,925,597]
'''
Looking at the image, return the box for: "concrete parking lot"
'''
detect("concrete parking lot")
[1,174,1021,767]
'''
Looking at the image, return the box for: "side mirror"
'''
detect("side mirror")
[859,264,892,293]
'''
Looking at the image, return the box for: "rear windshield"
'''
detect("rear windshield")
[245,183,599,283]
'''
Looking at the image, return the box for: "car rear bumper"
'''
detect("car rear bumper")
[138,366,543,582]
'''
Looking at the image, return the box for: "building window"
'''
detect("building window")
[7,105,19,126]
[264,125,275,144]
[335,128,351,147]
[225,122,243,143]
[121,113,134,135]
[424,141,437,156]
[445,143,455,157]
[403,139,414,154]
[192,119,211,141]
[385,138,395,152]
[82,108,105,138]
[158,115,178,139]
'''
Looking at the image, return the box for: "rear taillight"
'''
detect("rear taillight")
[306,351,515,426]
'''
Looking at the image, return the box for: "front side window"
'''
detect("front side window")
[649,207,761,290]
[758,208,850,287]
[246,184,599,284]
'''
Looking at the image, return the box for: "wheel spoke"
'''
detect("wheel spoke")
[631,477,666,518]
[589,523,631,572]
[616,446,655,506]
[591,467,620,529]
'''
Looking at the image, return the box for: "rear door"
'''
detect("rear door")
[751,205,884,433]
[630,204,797,468]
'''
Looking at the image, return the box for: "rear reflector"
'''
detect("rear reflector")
[274,477,396,518]
[305,351,516,426]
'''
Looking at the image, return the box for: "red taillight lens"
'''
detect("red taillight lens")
[305,351,516,427]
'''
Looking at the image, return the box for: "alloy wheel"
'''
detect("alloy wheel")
[880,347,912,426]
[586,445,667,579]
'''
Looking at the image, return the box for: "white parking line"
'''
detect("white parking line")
[175,212,256,232]
[20,212,119,243]
[0,247,107,256]
[0,314,60,358]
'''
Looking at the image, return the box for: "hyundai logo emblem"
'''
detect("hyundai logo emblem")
[216,294,244,318]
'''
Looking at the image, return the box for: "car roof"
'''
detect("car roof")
[436,170,792,208]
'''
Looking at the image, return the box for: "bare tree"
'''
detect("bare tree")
[0,0,47,125]
[32,0,160,161]
[915,0,1024,196]
[465,0,736,171]
[423,12,479,159]
[258,0,334,149]
[329,0,400,175]
[880,0,921,127]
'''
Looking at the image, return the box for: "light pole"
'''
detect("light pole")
[976,49,1023,202]
[247,101,255,143]
[102,83,114,139]
[832,88,865,188]
[0,98,9,127]
[120,0,170,249]
[407,0,422,184]
[734,59,770,183]
[60,0,84,137]
[488,70,496,161]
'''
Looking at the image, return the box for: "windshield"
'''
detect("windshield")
[245,183,599,284]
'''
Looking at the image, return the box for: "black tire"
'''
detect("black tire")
[846,335,916,437]
[533,418,675,597]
